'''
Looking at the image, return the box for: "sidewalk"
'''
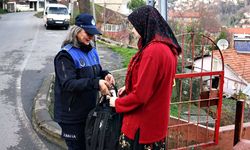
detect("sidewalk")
[234,139,250,150]
[32,43,124,149]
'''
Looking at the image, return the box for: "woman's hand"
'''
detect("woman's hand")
[118,86,126,97]
[105,74,115,85]
[99,79,111,95]
[109,96,117,107]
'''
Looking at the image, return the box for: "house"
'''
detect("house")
[192,51,249,97]
[168,9,220,36]
[193,28,250,98]
[168,10,200,25]
[191,54,247,97]
[95,0,130,15]
[94,4,130,45]
[4,0,45,12]
[213,49,249,96]
[94,0,132,45]
[218,28,250,97]
[28,0,44,11]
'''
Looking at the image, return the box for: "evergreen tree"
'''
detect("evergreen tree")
[127,0,146,11]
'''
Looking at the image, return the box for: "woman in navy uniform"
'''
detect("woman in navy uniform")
[54,13,114,150]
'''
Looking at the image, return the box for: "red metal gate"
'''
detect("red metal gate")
[167,33,224,149]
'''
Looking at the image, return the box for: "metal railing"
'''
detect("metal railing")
[168,33,224,149]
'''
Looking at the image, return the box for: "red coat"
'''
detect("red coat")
[115,41,177,144]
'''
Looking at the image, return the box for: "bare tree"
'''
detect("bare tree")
[198,2,221,34]
[245,0,250,6]
[78,0,91,13]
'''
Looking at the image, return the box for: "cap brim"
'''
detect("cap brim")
[83,27,102,35]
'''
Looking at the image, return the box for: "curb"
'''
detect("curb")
[31,43,127,148]
[32,73,67,149]
[97,36,137,49]
[32,70,127,149]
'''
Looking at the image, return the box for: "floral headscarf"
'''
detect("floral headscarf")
[128,5,181,54]
[125,5,181,93]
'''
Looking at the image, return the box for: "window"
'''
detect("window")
[48,7,68,15]
[111,25,116,31]
[39,2,44,8]
[104,24,125,32]
[234,34,250,53]
[234,41,250,53]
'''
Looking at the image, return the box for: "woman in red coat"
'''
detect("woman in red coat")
[109,5,182,150]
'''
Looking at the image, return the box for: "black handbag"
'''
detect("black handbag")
[85,87,122,150]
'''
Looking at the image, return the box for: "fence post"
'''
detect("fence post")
[234,99,245,146]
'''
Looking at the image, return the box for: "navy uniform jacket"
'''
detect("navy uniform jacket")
[54,44,109,124]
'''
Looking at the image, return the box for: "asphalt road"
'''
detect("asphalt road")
[0,11,123,150]
[0,12,69,150]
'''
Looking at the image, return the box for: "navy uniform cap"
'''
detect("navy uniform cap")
[75,13,102,35]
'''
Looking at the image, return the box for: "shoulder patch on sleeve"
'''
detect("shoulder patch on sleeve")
[61,44,73,51]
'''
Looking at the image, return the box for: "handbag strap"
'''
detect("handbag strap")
[98,84,118,104]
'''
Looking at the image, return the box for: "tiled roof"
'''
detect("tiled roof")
[213,49,250,83]
[168,10,200,18]
[227,28,250,34]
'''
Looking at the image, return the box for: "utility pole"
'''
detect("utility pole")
[69,0,74,20]
[92,0,96,20]
[103,0,106,34]
[160,0,167,21]
[92,0,97,47]
[146,0,154,6]
[147,0,168,21]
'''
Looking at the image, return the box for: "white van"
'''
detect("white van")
[43,4,70,30]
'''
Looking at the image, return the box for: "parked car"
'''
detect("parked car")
[43,4,70,30]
